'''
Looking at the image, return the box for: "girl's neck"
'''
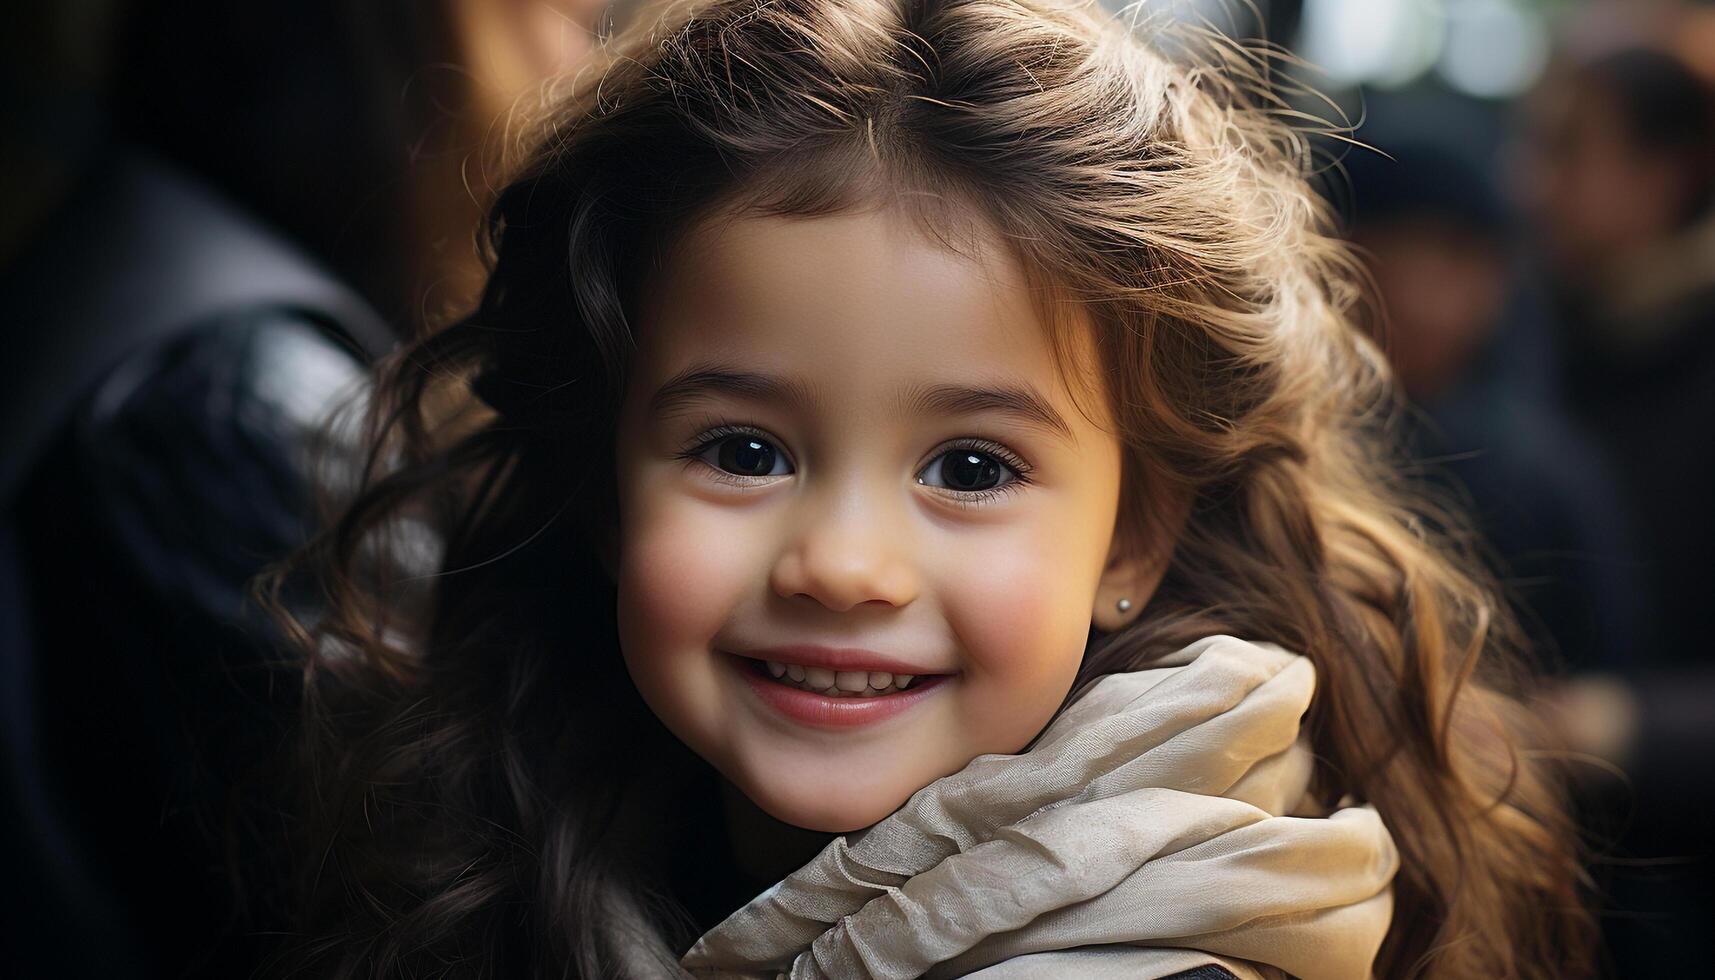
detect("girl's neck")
[717,776,838,887]
[632,733,837,937]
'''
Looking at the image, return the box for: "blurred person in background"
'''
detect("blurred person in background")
[1526,42,1715,657]
[0,1,605,977]
[1342,135,1667,978]
[1342,140,1641,681]
[1519,18,1715,975]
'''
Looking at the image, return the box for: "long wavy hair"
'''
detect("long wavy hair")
[262,0,1596,975]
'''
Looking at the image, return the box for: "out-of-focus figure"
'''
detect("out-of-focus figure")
[0,2,606,977]
[1343,140,1641,678]
[1518,12,1715,974]
[1525,37,1715,658]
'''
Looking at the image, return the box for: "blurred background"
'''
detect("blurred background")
[1,0,1710,976]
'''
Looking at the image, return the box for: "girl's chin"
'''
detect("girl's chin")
[719,750,927,832]
[744,778,911,834]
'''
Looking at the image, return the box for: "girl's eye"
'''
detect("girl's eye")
[699,434,793,478]
[681,428,1025,496]
[917,448,1021,494]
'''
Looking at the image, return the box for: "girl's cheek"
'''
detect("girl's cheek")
[615,485,772,662]
[941,527,1097,677]
[614,483,776,756]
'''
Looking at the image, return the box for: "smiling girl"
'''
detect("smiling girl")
[265,1,1594,977]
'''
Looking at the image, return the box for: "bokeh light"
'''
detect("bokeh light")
[1299,0,1549,97]
[1438,0,1551,97]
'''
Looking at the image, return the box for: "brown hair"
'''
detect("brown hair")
[263,1,1596,976]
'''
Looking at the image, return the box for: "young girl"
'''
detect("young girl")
[267,0,1595,976]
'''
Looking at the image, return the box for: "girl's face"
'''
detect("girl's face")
[614,204,1155,832]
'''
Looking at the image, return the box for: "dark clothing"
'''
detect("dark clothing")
[1407,374,1643,674]
[1394,272,1646,680]
[13,313,366,977]
[1560,266,1715,837]
[1,151,387,978]
[1563,282,1715,666]
[1554,229,1715,978]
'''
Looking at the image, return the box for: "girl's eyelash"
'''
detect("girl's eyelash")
[672,422,790,486]
[919,438,1035,510]
[673,422,776,460]
[671,422,1035,504]
[935,438,1033,477]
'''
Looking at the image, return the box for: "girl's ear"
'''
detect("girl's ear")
[1090,494,1189,632]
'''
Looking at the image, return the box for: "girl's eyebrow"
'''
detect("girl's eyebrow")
[903,381,1074,443]
[649,365,822,418]
[649,363,1074,443]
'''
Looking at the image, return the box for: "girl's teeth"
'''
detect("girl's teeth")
[760,661,923,695]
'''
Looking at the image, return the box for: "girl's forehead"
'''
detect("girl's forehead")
[631,207,1106,418]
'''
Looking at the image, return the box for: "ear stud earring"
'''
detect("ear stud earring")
[1115,598,1133,613]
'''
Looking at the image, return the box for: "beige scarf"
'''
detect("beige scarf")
[682,636,1398,980]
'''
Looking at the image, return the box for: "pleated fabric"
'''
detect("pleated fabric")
[683,635,1398,980]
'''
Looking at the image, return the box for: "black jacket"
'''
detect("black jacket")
[1,150,390,979]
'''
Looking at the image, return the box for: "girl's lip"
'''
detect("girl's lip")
[741,644,944,677]
[726,653,953,730]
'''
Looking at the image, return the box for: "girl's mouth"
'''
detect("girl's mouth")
[727,653,953,729]
[757,658,921,696]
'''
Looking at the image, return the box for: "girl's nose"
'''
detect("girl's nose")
[769,493,921,612]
